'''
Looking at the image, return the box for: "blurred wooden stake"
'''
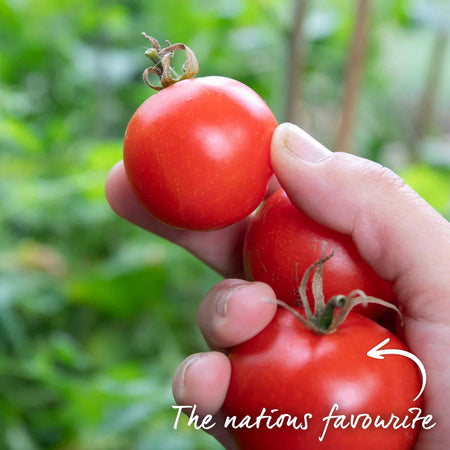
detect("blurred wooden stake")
[285,0,309,124]
[336,0,373,153]
[412,31,448,161]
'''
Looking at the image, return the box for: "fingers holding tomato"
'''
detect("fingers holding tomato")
[115,36,432,450]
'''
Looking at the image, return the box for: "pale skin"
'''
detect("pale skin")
[106,123,450,449]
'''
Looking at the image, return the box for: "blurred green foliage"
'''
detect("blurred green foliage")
[0,0,449,448]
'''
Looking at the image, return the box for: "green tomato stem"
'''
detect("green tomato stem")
[315,295,346,331]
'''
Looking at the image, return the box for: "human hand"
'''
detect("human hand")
[106,123,450,449]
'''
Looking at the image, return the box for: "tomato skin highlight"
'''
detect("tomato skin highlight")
[223,309,422,450]
[243,189,394,318]
[123,76,277,231]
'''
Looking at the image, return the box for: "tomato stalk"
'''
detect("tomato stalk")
[141,33,198,91]
[271,243,403,334]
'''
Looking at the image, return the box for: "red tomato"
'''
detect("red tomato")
[123,76,277,231]
[223,308,422,449]
[243,189,393,317]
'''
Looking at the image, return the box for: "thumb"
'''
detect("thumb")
[270,123,450,325]
[271,123,450,448]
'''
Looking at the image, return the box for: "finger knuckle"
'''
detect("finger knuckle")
[372,165,406,191]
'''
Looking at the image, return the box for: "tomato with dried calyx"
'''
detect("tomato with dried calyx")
[123,35,277,231]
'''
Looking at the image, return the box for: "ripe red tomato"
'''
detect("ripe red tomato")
[223,308,422,449]
[243,189,393,317]
[123,76,277,231]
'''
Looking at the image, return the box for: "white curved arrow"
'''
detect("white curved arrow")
[367,338,426,402]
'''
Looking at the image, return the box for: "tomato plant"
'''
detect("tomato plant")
[243,189,394,318]
[123,36,277,231]
[223,255,422,449]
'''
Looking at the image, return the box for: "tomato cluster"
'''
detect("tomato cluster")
[123,37,423,449]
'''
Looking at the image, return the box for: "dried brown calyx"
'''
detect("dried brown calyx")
[141,33,198,91]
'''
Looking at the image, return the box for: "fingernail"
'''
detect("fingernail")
[216,281,247,317]
[279,123,332,163]
[173,353,207,393]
